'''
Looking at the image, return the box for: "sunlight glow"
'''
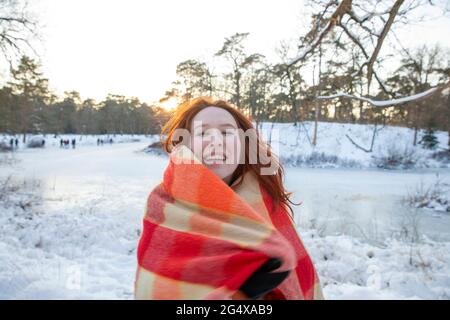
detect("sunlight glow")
[161,97,180,111]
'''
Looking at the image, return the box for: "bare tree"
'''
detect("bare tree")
[289,0,447,96]
[285,0,449,149]
[0,0,38,65]
[215,32,264,109]
[272,43,304,126]
[176,59,215,101]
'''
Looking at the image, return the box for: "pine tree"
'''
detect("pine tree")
[420,120,439,150]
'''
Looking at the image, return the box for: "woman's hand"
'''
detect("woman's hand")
[237,258,290,300]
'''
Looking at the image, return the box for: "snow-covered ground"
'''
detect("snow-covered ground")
[1,123,450,299]
[3,120,449,170]
[258,121,449,169]
[0,141,162,299]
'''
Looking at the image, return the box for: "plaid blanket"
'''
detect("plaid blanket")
[134,144,323,299]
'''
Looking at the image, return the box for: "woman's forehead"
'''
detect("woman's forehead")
[192,106,237,126]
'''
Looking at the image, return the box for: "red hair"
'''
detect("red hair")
[160,96,299,217]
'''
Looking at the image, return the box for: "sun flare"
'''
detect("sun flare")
[160,97,179,111]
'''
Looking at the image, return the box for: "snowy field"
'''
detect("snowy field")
[1,122,450,299]
[257,121,449,169]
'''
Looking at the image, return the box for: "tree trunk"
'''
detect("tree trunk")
[313,101,320,146]
[412,103,421,146]
[447,92,450,149]
[312,45,323,146]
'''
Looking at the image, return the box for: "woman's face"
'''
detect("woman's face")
[189,106,242,185]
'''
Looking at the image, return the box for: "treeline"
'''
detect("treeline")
[1,0,450,147]
[164,33,450,136]
[0,56,172,141]
[157,1,450,149]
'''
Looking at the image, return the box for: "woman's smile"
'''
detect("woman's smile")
[203,152,227,164]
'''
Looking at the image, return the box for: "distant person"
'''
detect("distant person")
[109,138,113,144]
[42,139,45,147]
[60,138,64,148]
[14,138,18,149]
[71,138,76,149]
[9,138,14,150]
[97,138,100,146]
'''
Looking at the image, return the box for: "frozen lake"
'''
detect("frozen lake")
[287,166,450,243]
[5,141,449,241]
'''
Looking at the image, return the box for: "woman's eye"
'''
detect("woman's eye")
[196,130,234,137]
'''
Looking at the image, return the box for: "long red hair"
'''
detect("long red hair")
[160,96,299,217]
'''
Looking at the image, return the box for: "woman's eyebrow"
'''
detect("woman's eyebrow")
[194,123,237,129]
[219,123,237,128]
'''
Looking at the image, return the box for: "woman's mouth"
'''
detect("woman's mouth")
[203,153,227,164]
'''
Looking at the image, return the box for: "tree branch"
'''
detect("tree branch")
[317,84,449,107]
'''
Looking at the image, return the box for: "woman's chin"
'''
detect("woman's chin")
[205,162,224,168]
[205,164,231,179]
[206,163,226,176]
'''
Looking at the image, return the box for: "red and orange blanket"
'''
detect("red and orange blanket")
[134,144,323,299]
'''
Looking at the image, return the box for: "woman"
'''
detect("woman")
[134,97,323,300]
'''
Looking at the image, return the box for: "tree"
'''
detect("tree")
[7,55,50,141]
[0,85,15,133]
[419,127,439,150]
[75,98,99,135]
[0,0,38,65]
[272,40,306,126]
[290,0,434,95]
[447,90,450,149]
[387,45,449,144]
[242,63,275,126]
[215,32,264,110]
[176,59,215,101]
[48,91,80,134]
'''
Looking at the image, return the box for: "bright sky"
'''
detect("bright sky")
[29,0,450,105]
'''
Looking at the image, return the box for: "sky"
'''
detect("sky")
[21,0,450,106]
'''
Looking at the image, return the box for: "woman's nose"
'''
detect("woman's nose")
[207,130,224,147]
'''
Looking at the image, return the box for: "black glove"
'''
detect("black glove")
[239,258,290,300]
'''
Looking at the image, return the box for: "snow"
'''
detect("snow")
[305,231,450,299]
[318,87,439,107]
[257,121,449,170]
[287,166,450,242]
[0,140,164,299]
[1,133,155,148]
[1,123,450,299]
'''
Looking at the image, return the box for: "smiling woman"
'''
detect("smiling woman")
[134,96,323,300]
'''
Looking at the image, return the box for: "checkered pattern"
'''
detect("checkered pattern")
[134,144,323,300]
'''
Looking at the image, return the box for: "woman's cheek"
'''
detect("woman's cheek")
[190,136,205,160]
[226,135,241,164]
